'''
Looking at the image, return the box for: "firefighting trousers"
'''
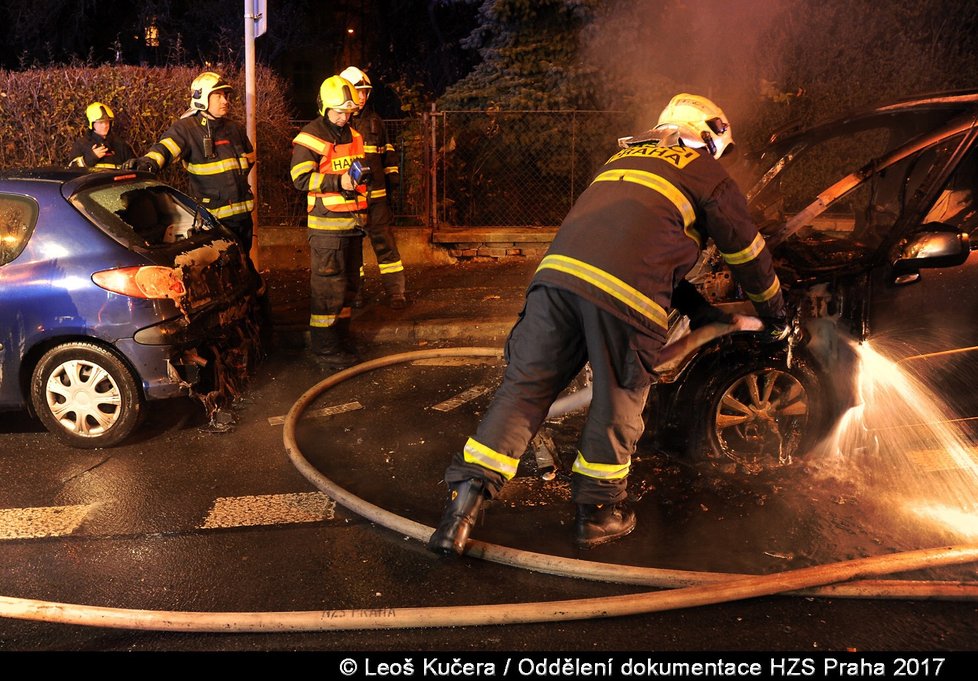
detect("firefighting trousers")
[443,285,662,505]
[308,232,364,352]
[220,214,254,258]
[360,199,405,296]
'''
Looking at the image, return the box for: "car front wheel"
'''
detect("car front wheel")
[690,354,825,472]
[30,342,143,449]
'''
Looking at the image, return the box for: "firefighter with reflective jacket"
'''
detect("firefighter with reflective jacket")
[340,66,408,309]
[127,71,256,257]
[428,94,788,556]
[290,75,369,369]
[70,102,135,169]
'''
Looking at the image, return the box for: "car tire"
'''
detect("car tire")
[687,353,826,472]
[30,342,143,449]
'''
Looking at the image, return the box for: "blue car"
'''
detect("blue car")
[0,168,262,448]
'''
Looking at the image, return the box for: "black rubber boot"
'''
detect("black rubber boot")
[311,328,359,369]
[427,479,486,557]
[574,503,636,549]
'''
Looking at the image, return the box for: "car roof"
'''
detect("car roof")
[762,88,978,151]
[0,166,148,196]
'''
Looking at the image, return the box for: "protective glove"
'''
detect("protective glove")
[123,156,158,174]
[760,317,791,343]
[672,279,734,330]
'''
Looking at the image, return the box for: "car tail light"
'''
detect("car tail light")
[92,266,186,300]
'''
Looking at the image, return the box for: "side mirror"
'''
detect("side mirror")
[892,224,970,274]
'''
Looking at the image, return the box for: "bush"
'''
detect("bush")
[0,64,298,223]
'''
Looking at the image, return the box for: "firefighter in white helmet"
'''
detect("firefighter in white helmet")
[429,93,787,556]
[127,72,256,258]
[290,75,370,369]
[339,66,408,309]
[69,102,135,169]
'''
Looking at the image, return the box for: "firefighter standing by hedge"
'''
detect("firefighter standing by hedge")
[428,94,788,556]
[290,75,370,369]
[340,66,408,309]
[69,102,135,170]
[127,71,256,257]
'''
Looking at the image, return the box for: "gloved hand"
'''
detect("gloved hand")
[123,156,157,174]
[761,317,791,343]
[672,279,734,330]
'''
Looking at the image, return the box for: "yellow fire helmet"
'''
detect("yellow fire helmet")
[85,102,114,129]
[653,93,734,159]
[317,75,359,116]
[190,71,233,111]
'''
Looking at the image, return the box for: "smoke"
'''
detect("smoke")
[582,0,800,137]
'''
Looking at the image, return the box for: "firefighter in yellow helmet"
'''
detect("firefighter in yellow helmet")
[340,66,408,309]
[290,75,369,369]
[428,93,787,556]
[69,102,135,169]
[127,72,256,258]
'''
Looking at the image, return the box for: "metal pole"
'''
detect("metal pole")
[244,0,259,268]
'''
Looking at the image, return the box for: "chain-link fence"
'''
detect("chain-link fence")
[433,110,630,228]
[259,110,628,230]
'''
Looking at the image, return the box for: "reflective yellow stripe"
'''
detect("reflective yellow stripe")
[161,137,181,157]
[210,200,253,219]
[721,233,766,265]
[462,438,520,480]
[310,308,352,328]
[384,166,398,175]
[368,188,387,199]
[188,156,247,176]
[746,277,782,303]
[571,451,630,480]
[308,215,358,230]
[359,266,365,277]
[536,254,668,329]
[146,150,166,167]
[592,169,696,228]
[364,144,381,153]
[378,260,404,274]
[93,162,118,169]
[293,132,328,155]
[384,144,395,152]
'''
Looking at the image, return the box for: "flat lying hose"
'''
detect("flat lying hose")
[2,347,976,633]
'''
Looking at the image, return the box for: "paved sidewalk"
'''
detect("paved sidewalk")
[264,258,539,348]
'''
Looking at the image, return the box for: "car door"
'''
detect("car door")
[867,139,978,426]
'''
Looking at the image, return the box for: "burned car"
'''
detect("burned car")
[643,90,978,471]
[0,168,262,448]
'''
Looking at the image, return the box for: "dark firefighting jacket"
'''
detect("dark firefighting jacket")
[290,116,368,235]
[143,112,254,222]
[532,143,784,342]
[351,104,399,204]
[69,130,135,169]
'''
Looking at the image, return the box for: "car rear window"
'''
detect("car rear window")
[0,193,38,265]
[71,179,222,248]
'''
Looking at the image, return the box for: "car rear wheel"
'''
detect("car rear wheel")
[30,342,143,449]
[689,354,825,472]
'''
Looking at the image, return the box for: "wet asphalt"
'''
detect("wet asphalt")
[1,261,977,657]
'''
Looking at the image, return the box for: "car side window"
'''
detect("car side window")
[0,194,38,266]
[922,145,978,238]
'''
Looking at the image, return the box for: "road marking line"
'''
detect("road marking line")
[0,504,94,540]
[199,492,336,529]
[431,385,490,412]
[267,400,363,426]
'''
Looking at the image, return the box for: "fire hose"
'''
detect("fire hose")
[1,346,977,633]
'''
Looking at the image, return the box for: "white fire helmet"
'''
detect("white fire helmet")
[651,93,734,159]
[339,66,372,108]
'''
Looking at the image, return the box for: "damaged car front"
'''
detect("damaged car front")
[647,91,978,472]
[0,169,263,448]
